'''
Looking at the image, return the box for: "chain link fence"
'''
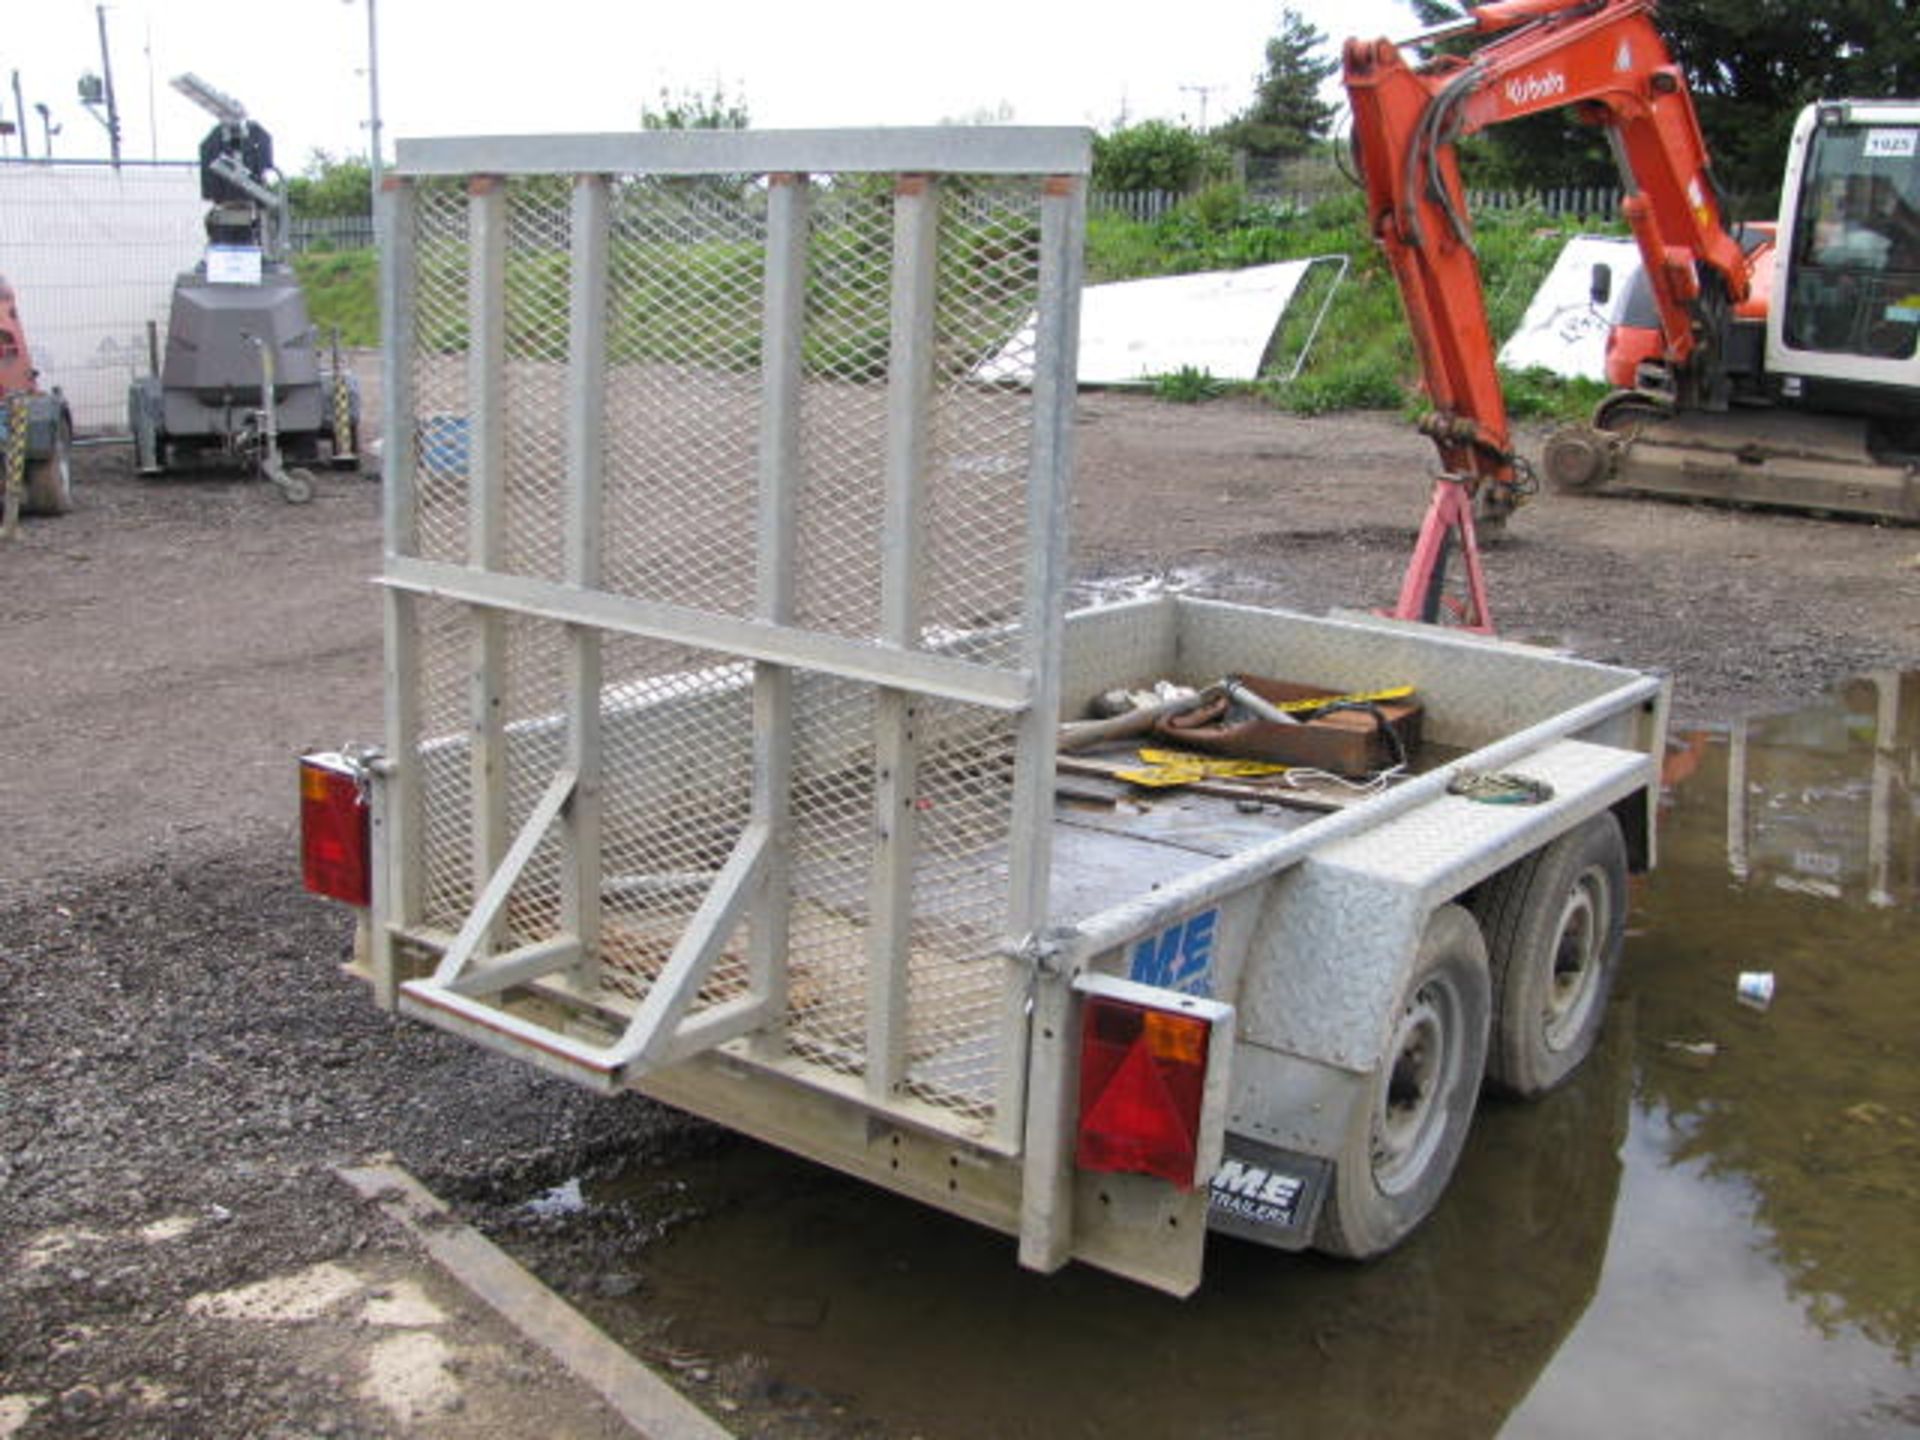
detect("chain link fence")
[0,161,204,433]
[1091,184,1623,224]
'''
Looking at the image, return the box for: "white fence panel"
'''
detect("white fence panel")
[0,162,204,433]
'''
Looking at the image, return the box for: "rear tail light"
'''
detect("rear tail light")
[300,752,371,907]
[1076,991,1215,1189]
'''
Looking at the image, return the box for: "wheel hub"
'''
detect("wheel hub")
[1373,983,1455,1196]
[1542,864,1609,1051]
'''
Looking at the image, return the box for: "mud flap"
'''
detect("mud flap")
[1205,1137,1331,1250]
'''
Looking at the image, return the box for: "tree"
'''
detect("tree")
[1214,9,1338,163]
[1092,120,1228,193]
[285,150,372,219]
[1656,0,1920,210]
[641,84,749,131]
[1398,0,1920,213]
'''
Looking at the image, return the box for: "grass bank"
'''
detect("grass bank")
[1088,184,1615,421]
[293,250,381,349]
[293,185,1614,421]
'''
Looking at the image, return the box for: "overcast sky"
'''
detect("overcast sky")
[7,0,1417,172]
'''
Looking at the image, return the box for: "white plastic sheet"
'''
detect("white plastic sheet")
[1497,235,1643,382]
[977,259,1330,386]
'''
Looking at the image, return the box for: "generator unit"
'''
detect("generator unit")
[129,74,358,503]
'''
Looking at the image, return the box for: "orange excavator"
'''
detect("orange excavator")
[1344,0,1920,632]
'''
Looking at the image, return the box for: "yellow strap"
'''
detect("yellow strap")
[1118,748,1293,789]
[1259,684,1414,715]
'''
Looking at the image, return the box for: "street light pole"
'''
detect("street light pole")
[361,0,383,190]
[95,3,122,167]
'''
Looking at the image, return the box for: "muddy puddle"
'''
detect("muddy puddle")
[526,673,1919,1437]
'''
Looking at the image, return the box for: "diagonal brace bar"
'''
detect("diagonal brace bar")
[609,822,771,1068]
[431,766,579,989]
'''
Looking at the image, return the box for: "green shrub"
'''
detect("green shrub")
[1092,121,1228,195]
[1499,367,1610,421]
[1152,366,1227,403]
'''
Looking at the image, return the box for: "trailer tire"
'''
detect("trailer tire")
[1316,903,1490,1260]
[279,467,316,505]
[1476,813,1627,1099]
[25,414,73,516]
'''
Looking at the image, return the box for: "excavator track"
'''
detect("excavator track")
[1545,405,1920,524]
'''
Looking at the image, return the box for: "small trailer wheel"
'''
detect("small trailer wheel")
[280,467,316,505]
[25,414,74,516]
[1475,812,1627,1098]
[1315,903,1490,1260]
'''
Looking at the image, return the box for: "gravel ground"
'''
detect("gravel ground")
[2,398,1917,1436]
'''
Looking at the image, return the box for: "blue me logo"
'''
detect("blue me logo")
[1129,909,1219,997]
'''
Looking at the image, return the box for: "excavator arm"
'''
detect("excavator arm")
[1344,0,1751,629]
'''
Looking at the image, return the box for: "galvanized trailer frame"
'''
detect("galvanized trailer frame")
[371,128,1087,1138]
[358,126,1670,1297]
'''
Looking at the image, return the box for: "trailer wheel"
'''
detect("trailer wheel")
[279,467,316,505]
[1316,904,1490,1260]
[25,414,73,516]
[1476,813,1627,1099]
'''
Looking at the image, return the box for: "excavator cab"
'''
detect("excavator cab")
[1771,103,1920,415]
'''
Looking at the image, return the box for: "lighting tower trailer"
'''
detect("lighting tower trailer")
[129,74,359,504]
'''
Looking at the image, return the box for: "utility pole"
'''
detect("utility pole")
[95,3,123,167]
[345,0,383,196]
[1179,83,1220,133]
[366,0,383,188]
[145,17,158,161]
[10,72,26,160]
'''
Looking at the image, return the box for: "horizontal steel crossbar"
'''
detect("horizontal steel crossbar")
[395,127,1093,179]
[380,557,1034,711]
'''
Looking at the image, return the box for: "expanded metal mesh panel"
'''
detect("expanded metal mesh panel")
[410,183,472,568]
[921,183,1045,666]
[499,615,570,945]
[388,137,1082,1134]
[601,181,766,613]
[783,674,880,1077]
[595,636,757,1008]
[902,700,1019,1115]
[794,191,893,640]
[501,188,574,584]
[414,594,477,932]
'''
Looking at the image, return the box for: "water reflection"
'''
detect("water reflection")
[1718,671,1919,908]
[540,675,1918,1438]
[585,1025,1629,1439]
[1623,674,1919,1365]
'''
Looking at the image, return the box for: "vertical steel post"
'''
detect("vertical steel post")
[563,174,610,990]
[375,173,421,1008]
[748,172,811,1060]
[467,176,510,955]
[997,172,1086,1149]
[866,173,939,1101]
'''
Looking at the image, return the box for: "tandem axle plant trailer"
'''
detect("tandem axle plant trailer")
[301,126,1669,1296]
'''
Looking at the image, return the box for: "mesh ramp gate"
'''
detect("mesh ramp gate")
[375,130,1088,1149]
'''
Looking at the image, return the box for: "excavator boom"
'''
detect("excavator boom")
[1344,0,1756,628]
